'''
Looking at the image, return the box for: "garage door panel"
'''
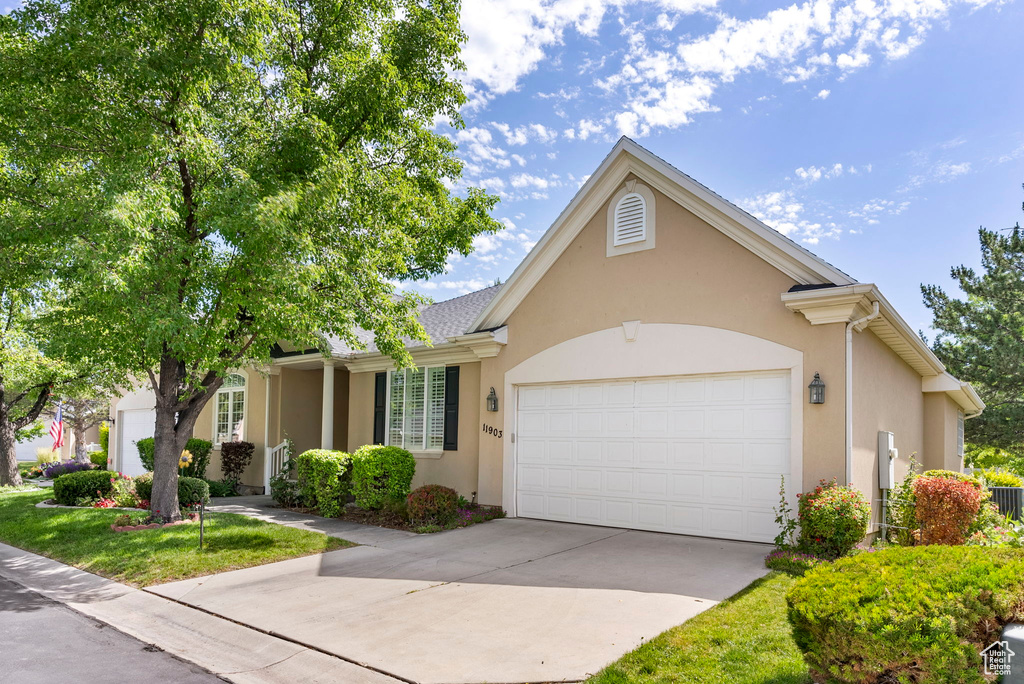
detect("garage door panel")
[574,469,603,493]
[746,474,783,506]
[516,370,790,542]
[604,471,633,495]
[707,442,744,469]
[746,441,789,470]
[637,441,669,465]
[670,473,703,501]
[748,407,789,435]
[710,377,746,402]
[670,410,705,435]
[749,374,789,401]
[671,442,705,467]
[671,505,704,533]
[606,441,634,464]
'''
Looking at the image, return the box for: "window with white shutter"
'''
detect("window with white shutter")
[613,192,646,246]
[386,366,446,451]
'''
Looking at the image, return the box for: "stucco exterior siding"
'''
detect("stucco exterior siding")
[347,362,483,498]
[923,393,963,472]
[193,367,269,488]
[476,182,849,505]
[852,328,925,529]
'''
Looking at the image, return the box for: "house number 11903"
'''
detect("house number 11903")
[482,424,503,439]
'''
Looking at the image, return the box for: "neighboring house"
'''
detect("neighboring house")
[108,138,983,543]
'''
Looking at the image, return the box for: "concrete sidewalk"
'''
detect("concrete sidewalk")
[0,543,401,684]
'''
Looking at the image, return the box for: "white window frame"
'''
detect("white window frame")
[385,366,446,453]
[957,410,965,459]
[213,372,247,447]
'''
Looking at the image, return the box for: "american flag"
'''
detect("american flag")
[49,406,64,452]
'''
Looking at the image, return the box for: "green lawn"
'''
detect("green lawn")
[0,489,351,586]
[588,572,812,684]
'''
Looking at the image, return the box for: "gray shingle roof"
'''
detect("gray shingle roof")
[326,285,502,356]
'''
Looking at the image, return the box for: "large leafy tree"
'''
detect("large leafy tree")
[0,0,499,518]
[923,192,1024,450]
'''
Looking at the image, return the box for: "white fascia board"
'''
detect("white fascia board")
[923,372,986,415]
[783,283,947,377]
[471,137,856,332]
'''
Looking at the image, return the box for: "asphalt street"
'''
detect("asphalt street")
[0,576,222,684]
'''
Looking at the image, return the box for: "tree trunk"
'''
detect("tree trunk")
[0,406,22,487]
[73,423,88,462]
[149,354,219,522]
[150,405,185,521]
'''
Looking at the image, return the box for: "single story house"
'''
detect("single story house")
[109,137,983,543]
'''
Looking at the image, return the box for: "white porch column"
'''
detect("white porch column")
[263,365,281,490]
[321,359,336,450]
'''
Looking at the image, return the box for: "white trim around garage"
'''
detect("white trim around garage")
[500,323,804,524]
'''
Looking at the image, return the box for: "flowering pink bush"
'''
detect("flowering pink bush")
[797,478,871,559]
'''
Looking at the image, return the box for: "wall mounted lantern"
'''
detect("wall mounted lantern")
[808,373,826,404]
[486,387,499,412]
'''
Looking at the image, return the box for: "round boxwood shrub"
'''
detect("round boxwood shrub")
[132,473,208,507]
[407,484,459,525]
[796,478,871,559]
[53,470,115,506]
[88,451,107,469]
[787,546,1024,683]
[351,445,415,510]
[294,449,352,517]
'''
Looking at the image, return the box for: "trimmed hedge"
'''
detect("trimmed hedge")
[914,475,982,545]
[89,451,107,469]
[53,470,115,505]
[136,437,214,478]
[295,449,352,518]
[407,484,459,525]
[982,470,1024,488]
[787,546,1024,683]
[133,473,209,507]
[351,445,415,510]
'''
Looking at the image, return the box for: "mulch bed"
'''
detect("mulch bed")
[275,503,504,533]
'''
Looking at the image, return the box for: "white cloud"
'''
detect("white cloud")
[741,189,840,244]
[492,122,559,146]
[510,173,551,190]
[794,162,844,182]
[577,118,606,141]
[816,88,830,99]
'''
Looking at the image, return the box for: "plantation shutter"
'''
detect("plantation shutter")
[373,372,386,445]
[443,365,460,451]
[613,192,646,246]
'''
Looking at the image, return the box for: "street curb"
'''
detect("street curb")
[0,543,402,684]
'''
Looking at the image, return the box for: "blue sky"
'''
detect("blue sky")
[418,0,1024,337]
[4,0,1021,335]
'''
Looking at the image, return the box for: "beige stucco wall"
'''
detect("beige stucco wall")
[476,179,849,506]
[851,328,925,530]
[278,367,323,457]
[923,393,963,472]
[194,367,268,488]
[347,362,483,498]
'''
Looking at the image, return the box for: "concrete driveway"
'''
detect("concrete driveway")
[151,502,769,683]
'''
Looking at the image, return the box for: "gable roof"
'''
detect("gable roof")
[324,285,502,356]
[470,137,856,332]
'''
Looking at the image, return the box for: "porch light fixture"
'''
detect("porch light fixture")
[486,387,499,412]
[808,373,826,405]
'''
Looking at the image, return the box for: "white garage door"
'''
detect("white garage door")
[515,370,791,543]
[118,409,155,477]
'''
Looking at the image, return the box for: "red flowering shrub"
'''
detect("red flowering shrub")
[913,475,982,545]
[406,484,459,525]
[797,479,871,559]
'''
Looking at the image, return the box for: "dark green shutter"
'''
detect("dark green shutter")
[373,372,386,445]
[443,366,459,451]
